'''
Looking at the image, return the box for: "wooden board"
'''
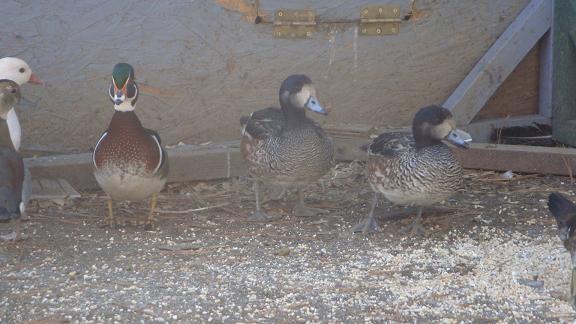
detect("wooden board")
[25,131,576,191]
[30,178,81,200]
[552,0,576,146]
[463,114,550,144]
[473,44,540,121]
[443,0,552,125]
[2,0,531,153]
[452,143,576,176]
[26,143,246,190]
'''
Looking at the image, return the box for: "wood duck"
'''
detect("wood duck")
[93,63,168,229]
[0,57,43,86]
[0,79,29,241]
[354,105,471,235]
[548,192,576,310]
[240,75,334,221]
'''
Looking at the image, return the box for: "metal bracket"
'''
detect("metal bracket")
[273,9,316,39]
[359,6,401,36]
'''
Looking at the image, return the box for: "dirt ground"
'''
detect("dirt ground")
[1,162,576,323]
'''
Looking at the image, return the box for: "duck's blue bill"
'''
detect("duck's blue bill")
[305,96,327,115]
[445,129,471,149]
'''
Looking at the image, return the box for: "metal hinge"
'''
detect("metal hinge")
[273,9,316,39]
[359,6,402,36]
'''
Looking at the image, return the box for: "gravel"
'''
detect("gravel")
[1,163,575,322]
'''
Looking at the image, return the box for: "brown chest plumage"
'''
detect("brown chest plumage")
[93,111,160,173]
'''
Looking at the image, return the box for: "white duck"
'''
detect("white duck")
[0,57,43,86]
[0,57,42,240]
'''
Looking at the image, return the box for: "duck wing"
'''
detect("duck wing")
[143,128,168,178]
[366,131,413,157]
[241,107,284,140]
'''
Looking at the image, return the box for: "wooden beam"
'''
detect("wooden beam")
[461,114,550,143]
[25,128,576,192]
[552,0,576,146]
[453,143,576,176]
[443,0,553,125]
[539,28,554,118]
[26,143,246,190]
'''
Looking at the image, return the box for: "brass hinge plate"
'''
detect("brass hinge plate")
[359,6,401,36]
[273,9,316,39]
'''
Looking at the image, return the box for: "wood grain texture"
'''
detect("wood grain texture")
[2,0,529,152]
[474,44,540,121]
[26,136,576,191]
[552,0,576,146]
[443,0,551,125]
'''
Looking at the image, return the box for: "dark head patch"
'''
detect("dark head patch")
[413,105,452,127]
[112,63,135,89]
[280,75,312,95]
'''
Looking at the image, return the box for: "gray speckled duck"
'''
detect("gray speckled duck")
[0,79,30,241]
[93,63,169,229]
[240,75,334,221]
[354,105,471,235]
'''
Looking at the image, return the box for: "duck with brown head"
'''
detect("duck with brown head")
[354,105,471,235]
[240,75,334,221]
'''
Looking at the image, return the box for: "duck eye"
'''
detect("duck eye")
[19,68,26,73]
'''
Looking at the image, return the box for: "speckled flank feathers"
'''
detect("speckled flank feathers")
[241,110,334,188]
[354,105,469,234]
[240,75,334,219]
[367,131,463,206]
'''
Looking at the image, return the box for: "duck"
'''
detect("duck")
[0,57,43,86]
[548,192,576,310]
[353,105,471,235]
[93,63,168,229]
[240,74,334,221]
[0,79,29,241]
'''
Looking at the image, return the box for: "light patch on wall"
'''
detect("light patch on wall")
[215,0,260,22]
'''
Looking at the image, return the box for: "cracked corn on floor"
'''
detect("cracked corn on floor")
[1,162,575,322]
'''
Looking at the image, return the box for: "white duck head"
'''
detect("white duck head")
[0,57,43,86]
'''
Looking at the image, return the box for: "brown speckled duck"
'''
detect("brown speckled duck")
[93,63,168,229]
[0,79,29,241]
[354,105,471,235]
[240,75,334,221]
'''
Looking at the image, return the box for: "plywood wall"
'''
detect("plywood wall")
[2,0,530,153]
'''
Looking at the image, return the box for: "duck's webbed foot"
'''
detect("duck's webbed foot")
[292,189,328,217]
[400,208,429,236]
[352,192,380,234]
[248,210,272,222]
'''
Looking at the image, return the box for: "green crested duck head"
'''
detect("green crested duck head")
[109,63,138,111]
